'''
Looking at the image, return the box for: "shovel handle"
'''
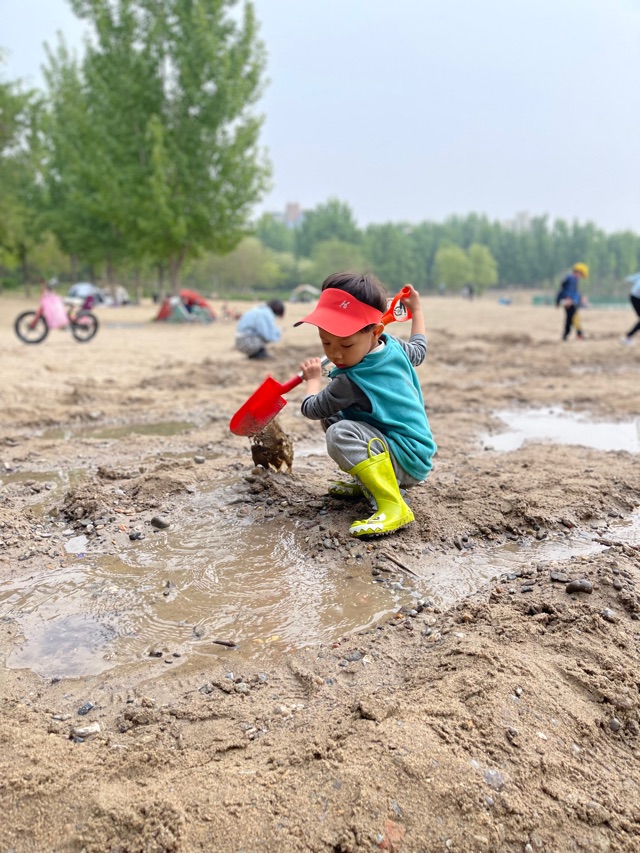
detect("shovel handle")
[280,356,332,394]
[381,286,412,326]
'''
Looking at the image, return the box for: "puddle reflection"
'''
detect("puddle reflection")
[483,407,640,453]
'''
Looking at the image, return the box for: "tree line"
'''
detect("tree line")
[1,1,639,299]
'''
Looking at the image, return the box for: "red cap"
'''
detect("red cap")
[294,288,383,336]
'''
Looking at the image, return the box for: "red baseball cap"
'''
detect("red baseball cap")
[294,288,383,336]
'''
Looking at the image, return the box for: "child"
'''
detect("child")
[295,272,436,538]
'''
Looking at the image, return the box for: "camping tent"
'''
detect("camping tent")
[290,284,320,303]
[154,289,216,323]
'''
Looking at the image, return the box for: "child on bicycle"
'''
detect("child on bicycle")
[295,272,436,538]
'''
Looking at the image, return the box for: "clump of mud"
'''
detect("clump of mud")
[250,419,294,472]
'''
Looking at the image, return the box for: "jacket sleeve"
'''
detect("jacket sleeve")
[392,333,427,366]
[301,374,370,420]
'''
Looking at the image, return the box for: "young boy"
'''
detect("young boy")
[295,272,436,538]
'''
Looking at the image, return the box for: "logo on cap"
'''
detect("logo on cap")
[339,300,350,310]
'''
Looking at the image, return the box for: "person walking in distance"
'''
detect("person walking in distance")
[620,273,640,346]
[556,263,588,341]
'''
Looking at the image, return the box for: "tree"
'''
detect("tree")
[0,72,43,293]
[433,245,470,292]
[255,213,295,253]
[188,236,281,294]
[309,239,368,286]
[43,0,271,291]
[295,198,360,258]
[467,243,498,291]
[364,223,416,290]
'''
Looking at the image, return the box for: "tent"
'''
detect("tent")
[154,290,216,323]
[290,283,320,303]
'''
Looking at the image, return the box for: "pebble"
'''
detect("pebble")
[609,718,621,732]
[72,722,100,738]
[613,579,623,591]
[194,455,206,464]
[129,531,143,541]
[601,608,618,623]
[565,579,592,594]
[550,571,570,583]
[77,701,94,716]
[150,516,170,529]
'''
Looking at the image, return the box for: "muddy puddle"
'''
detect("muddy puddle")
[41,420,194,441]
[2,494,638,680]
[483,407,640,453]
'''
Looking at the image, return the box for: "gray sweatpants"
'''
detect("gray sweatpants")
[325,419,422,488]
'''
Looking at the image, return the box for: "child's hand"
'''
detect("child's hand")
[400,283,422,316]
[300,358,323,381]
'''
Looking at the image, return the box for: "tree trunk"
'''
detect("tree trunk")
[135,270,143,304]
[105,255,116,300]
[169,253,185,294]
[156,263,165,300]
[20,243,32,298]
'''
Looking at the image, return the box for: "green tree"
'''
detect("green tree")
[433,245,470,292]
[295,198,360,258]
[309,239,368,286]
[188,236,281,294]
[0,72,44,293]
[43,0,270,291]
[364,223,415,290]
[467,243,498,292]
[255,213,295,253]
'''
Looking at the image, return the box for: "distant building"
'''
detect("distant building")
[265,203,305,230]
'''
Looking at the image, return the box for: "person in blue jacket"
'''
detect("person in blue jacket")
[295,272,436,538]
[556,262,588,341]
[235,300,285,359]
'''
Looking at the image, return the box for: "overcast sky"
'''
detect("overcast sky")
[2,0,639,232]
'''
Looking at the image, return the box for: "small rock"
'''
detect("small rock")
[609,718,621,732]
[550,571,570,583]
[194,455,206,464]
[601,608,618,623]
[72,722,101,738]
[77,701,94,716]
[565,579,592,594]
[150,516,170,529]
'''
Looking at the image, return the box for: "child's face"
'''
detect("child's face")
[318,325,383,369]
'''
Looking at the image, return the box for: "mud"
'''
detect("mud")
[1,293,639,853]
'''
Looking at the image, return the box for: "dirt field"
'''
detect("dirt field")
[1,291,639,853]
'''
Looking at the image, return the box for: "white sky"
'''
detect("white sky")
[2,0,639,232]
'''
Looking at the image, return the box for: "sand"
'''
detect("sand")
[1,291,639,853]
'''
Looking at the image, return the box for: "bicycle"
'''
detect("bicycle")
[14,280,100,345]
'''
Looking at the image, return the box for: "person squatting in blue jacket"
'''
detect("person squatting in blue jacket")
[556,262,588,341]
[235,300,285,359]
[295,272,436,538]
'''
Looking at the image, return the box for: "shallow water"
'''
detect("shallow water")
[2,492,638,680]
[41,420,194,441]
[483,407,640,453]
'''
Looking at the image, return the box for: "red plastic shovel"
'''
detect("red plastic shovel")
[229,287,412,437]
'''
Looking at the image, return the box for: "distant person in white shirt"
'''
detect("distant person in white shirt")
[620,275,640,346]
[235,300,285,359]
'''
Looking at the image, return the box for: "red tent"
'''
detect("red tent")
[179,289,211,310]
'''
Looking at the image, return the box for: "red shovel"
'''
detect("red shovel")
[229,287,412,437]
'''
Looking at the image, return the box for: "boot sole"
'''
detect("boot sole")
[349,511,414,538]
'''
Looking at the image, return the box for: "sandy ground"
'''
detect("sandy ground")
[1,291,639,853]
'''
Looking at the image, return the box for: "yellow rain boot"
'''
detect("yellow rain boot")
[328,477,364,499]
[348,439,414,537]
